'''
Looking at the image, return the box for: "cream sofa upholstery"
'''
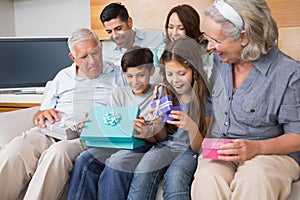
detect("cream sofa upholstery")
[0,107,299,199]
[1,66,300,199]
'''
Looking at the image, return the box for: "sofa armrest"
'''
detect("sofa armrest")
[0,106,40,148]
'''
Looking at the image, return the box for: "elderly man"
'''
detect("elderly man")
[0,28,125,200]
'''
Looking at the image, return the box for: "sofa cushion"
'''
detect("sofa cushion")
[0,106,39,148]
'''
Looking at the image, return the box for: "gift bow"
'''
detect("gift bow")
[103,111,121,126]
[151,96,173,118]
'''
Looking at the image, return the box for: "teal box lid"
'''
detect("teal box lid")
[80,106,145,149]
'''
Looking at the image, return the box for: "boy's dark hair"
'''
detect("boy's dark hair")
[100,3,129,24]
[121,46,154,72]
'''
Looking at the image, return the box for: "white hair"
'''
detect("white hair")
[68,28,101,57]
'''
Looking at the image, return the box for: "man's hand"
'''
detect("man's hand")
[33,109,63,128]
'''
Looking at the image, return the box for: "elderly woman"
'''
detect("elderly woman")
[191,0,300,199]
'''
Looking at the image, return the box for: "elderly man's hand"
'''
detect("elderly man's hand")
[33,109,63,128]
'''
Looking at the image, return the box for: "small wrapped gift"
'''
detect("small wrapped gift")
[202,138,231,160]
[40,113,80,141]
[80,106,145,149]
[151,95,181,123]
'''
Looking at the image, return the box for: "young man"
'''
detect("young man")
[100,3,164,83]
[0,28,125,200]
[67,46,165,200]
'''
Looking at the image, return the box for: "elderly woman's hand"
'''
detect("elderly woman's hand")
[217,139,262,162]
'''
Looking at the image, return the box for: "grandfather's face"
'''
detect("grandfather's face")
[103,17,133,49]
[203,16,244,64]
[70,39,103,79]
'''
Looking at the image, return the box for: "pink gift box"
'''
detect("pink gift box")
[202,138,231,160]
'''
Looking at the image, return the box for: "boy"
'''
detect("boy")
[67,46,164,200]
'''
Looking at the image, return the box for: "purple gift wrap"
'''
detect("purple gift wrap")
[151,95,181,122]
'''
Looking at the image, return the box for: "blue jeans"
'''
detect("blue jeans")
[67,145,151,200]
[98,144,152,200]
[128,145,198,200]
[67,148,119,200]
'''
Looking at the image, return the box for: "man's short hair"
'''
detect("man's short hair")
[100,3,129,24]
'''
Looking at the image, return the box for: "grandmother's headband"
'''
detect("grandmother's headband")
[213,0,244,31]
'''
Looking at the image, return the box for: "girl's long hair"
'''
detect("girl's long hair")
[160,38,210,137]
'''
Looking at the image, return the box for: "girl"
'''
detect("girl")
[127,37,211,200]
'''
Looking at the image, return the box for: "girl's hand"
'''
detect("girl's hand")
[167,110,197,132]
[151,83,165,102]
[168,110,202,153]
[217,139,261,162]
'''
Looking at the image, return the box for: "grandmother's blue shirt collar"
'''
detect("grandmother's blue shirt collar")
[253,45,279,76]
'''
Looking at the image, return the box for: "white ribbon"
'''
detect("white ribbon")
[152,99,173,118]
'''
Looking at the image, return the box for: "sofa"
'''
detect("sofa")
[1,105,300,199]
[0,107,300,200]
[1,66,300,199]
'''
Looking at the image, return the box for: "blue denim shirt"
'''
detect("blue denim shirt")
[209,46,300,165]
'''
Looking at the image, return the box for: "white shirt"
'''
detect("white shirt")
[40,62,125,121]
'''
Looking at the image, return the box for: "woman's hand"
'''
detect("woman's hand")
[217,139,262,162]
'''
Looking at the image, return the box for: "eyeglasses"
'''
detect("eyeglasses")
[203,33,227,48]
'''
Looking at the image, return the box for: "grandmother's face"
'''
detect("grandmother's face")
[203,16,244,64]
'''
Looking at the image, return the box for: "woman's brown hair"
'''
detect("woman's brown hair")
[164,4,205,44]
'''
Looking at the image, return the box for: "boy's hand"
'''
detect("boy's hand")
[78,112,89,133]
[133,116,163,143]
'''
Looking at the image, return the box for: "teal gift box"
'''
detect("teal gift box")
[80,106,145,149]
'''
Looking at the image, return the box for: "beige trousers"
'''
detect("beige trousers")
[0,127,86,200]
[191,155,300,200]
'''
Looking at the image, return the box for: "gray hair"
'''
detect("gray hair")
[205,0,278,61]
[68,28,100,57]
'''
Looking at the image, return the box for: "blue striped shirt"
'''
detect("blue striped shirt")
[40,62,125,122]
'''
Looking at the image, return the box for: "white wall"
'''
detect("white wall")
[0,0,15,36]
[14,0,91,37]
